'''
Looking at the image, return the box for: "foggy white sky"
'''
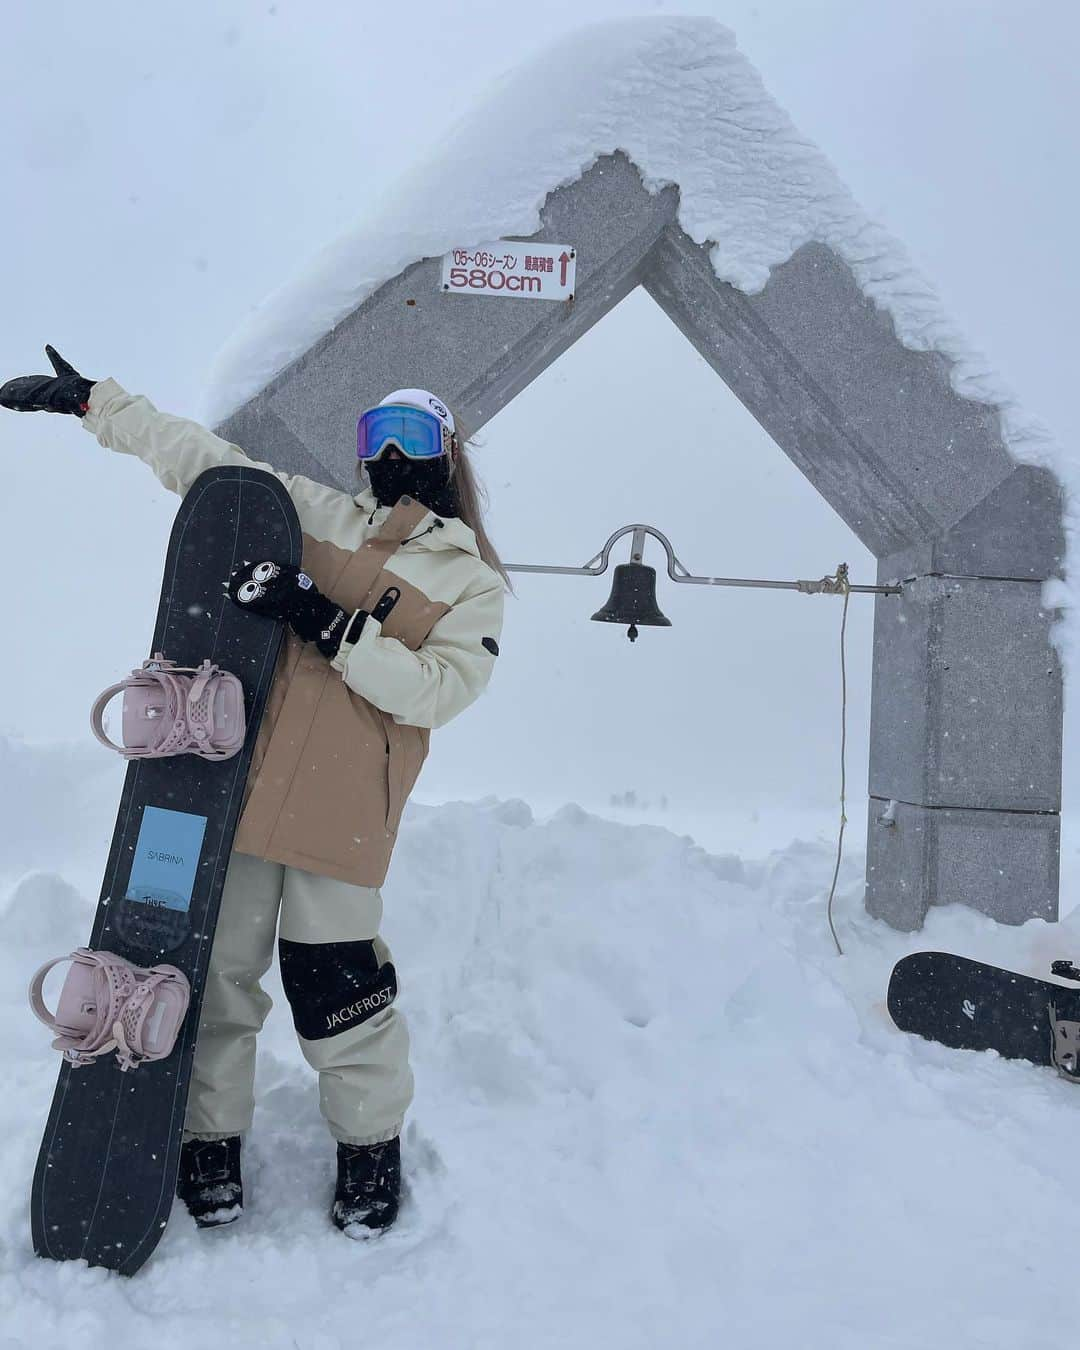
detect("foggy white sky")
[1,1,1076,835]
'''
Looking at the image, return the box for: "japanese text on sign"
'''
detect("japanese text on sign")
[440,241,577,302]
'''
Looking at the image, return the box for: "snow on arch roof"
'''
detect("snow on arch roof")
[203,18,1067,606]
[204,15,1046,459]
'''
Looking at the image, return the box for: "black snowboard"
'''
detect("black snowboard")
[31,465,301,1276]
[887,951,1080,1071]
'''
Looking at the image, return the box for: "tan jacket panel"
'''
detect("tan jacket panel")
[82,380,504,885]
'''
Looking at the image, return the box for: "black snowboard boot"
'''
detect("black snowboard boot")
[331,1137,401,1238]
[176,1136,243,1228]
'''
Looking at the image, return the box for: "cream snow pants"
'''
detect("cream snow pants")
[185,850,413,1146]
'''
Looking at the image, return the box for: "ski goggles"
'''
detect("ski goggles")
[356,404,448,461]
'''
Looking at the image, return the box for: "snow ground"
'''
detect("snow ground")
[4,759,1080,1349]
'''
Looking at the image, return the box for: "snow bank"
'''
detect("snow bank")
[4,796,1080,1347]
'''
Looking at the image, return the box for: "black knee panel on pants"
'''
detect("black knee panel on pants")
[278,938,398,1041]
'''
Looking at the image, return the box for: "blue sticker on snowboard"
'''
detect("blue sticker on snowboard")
[125,806,208,913]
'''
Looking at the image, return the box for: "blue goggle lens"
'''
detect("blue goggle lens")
[357,404,446,460]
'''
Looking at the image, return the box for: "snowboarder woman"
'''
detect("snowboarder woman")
[1,348,507,1238]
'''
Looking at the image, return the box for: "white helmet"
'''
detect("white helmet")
[379,388,455,436]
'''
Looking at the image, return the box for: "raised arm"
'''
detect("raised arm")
[0,346,354,534]
[82,380,353,532]
[83,379,260,495]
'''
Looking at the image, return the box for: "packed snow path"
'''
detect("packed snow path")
[3,793,1078,1349]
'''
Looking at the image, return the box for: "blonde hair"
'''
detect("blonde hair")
[447,413,511,589]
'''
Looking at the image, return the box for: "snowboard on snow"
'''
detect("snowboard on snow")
[887,951,1080,1078]
[31,465,301,1276]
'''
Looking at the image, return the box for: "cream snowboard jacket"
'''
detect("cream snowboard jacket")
[82,379,505,885]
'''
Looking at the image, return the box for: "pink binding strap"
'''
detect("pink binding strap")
[29,948,190,1072]
[90,653,245,761]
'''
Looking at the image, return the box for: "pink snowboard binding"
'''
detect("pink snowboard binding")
[29,949,190,1072]
[90,653,245,760]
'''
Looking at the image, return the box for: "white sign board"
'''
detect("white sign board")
[440,241,576,302]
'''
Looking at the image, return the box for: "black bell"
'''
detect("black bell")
[591,563,672,642]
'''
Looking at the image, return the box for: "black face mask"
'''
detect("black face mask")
[365,454,460,518]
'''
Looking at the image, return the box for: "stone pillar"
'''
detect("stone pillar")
[865,473,1064,929]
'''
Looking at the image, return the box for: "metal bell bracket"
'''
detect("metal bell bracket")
[505,524,901,640]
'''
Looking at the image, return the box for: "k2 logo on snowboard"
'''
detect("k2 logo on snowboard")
[962,999,976,1021]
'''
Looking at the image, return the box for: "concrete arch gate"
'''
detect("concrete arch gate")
[215,152,1065,933]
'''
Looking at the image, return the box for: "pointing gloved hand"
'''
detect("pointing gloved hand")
[0,346,95,416]
[226,560,366,660]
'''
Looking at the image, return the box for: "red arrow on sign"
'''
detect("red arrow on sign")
[559,252,570,287]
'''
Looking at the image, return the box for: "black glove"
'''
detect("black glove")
[0,345,95,416]
[226,560,366,660]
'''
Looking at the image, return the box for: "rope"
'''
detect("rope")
[824,563,851,956]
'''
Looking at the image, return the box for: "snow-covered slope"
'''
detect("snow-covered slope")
[4,791,1080,1348]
